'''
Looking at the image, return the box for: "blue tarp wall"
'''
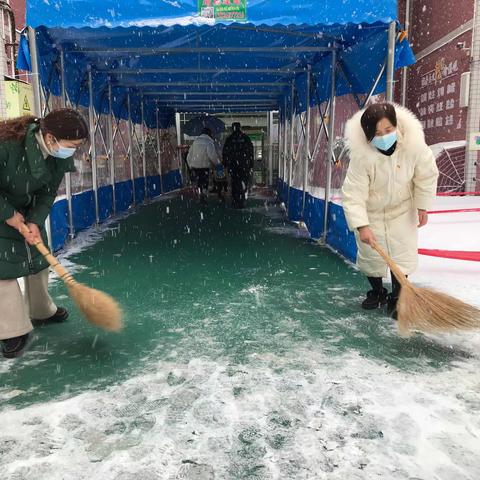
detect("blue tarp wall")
[277,179,358,264]
[50,170,182,251]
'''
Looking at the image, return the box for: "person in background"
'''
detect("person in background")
[0,109,88,358]
[186,127,221,205]
[223,122,254,209]
[342,103,438,318]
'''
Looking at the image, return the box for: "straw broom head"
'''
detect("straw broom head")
[67,282,123,332]
[371,241,480,336]
[397,284,480,336]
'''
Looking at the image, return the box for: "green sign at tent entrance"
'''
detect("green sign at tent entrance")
[198,0,247,22]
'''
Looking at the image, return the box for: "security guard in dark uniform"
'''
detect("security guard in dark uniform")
[222,122,254,209]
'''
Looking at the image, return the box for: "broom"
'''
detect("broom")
[20,224,123,332]
[371,241,480,336]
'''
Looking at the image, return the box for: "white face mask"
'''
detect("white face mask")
[371,131,397,151]
[51,139,77,159]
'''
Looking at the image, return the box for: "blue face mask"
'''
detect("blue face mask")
[51,139,77,159]
[371,131,397,151]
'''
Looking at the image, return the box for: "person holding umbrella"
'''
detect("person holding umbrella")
[0,109,88,358]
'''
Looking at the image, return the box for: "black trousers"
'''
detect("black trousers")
[192,168,210,195]
[231,174,249,208]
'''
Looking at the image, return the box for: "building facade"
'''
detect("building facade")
[398,0,479,191]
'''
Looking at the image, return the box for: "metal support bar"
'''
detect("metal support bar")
[401,0,411,106]
[322,50,337,243]
[336,62,362,108]
[283,96,288,184]
[141,91,280,96]
[102,68,305,75]
[175,112,183,178]
[28,27,53,249]
[267,111,274,187]
[88,66,100,225]
[60,49,76,240]
[386,21,397,102]
[107,79,116,215]
[153,99,278,104]
[302,65,312,219]
[74,46,336,54]
[156,104,163,195]
[27,28,42,116]
[287,82,295,216]
[117,82,290,88]
[311,99,333,164]
[127,93,136,207]
[140,98,148,199]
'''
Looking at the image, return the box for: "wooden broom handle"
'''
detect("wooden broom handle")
[371,241,409,287]
[19,224,76,285]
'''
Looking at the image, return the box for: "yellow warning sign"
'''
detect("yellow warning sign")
[4,80,34,118]
[23,95,31,112]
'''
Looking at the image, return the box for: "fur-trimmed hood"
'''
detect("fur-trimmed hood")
[344,103,427,159]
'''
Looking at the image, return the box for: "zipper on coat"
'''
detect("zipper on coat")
[25,241,34,272]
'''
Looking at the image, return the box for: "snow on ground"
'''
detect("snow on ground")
[414,195,480,307]
[1,193,480,479]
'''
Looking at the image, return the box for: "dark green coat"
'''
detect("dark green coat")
[0,122,75,280]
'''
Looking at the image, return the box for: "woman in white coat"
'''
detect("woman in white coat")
[342,103,439,316]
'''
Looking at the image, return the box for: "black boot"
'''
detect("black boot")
[2,333,31,359]
[387,273,406,319]
[362,277,388,310]
[32,307,69,326]
[386,294,398,319]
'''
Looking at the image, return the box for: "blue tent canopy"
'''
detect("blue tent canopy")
[21,0,414,128]
[27,0,397,29]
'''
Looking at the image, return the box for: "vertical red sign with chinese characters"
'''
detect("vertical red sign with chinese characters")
[408,38,471,145]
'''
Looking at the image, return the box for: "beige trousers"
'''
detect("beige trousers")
[0,269,57,340]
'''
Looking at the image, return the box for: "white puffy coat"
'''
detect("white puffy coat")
[186,134,220,169]
[341,104,439,278]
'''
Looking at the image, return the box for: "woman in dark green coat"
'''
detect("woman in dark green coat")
[0,109,88,358]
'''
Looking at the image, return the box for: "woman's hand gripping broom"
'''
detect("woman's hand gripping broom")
[371,241,480,336]
[20,224,122,332]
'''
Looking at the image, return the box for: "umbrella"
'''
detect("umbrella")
[183,115,225,137]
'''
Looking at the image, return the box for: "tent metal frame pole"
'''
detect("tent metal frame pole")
[267,110,274,187]
[283,97,288,184]
[401,0,411,106]
[87,66,100,225]
[302,65,312,219]
[140,97,148,200]
[277,106,282,182]
[386,21,396,102]
[27,28,42,117]
[28,27,53,248]
[59,49,76,241]
[277,110,283,182]
[175,112,182,179]
[322,50,337,244]
[74,46,336,55]
[287,81,295,216]
[103,68,306,75]
[107,79,116,215]
[155,104,163,195]
[312,99,331,158]
[142,91,280,97]
[118,82,290,88]
[127,92,136,207]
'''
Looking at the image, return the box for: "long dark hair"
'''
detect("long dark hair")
[0,109,88,143]
[360,103,397,142]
